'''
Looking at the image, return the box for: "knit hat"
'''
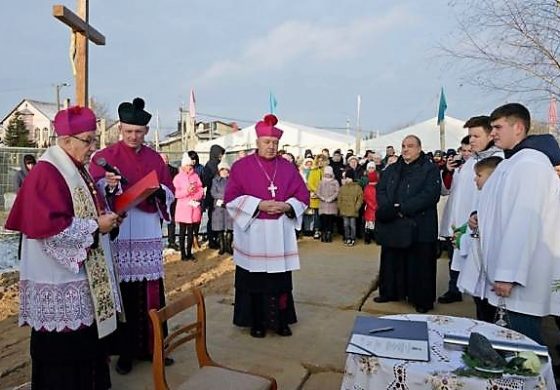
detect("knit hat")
[53,106,97,136]
[181,152,194,167]
[255,114,283,139]
[218,162,230,171]
[347,155,358,163]
[303,157,313,165]
[118,97,152,126]
[323,166,334,176]
[366,161,376,170]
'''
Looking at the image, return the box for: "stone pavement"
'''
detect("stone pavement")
[111,238,559,389]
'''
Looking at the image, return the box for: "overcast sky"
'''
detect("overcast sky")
[0,1,549,138]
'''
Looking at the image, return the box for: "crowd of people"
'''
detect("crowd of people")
[6,98,560,389]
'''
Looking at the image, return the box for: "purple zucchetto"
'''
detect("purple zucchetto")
[53,106,97,136]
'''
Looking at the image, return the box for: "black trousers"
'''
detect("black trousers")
[179,222,199,257]
[473,297,497,323]
[320,214,335,234]
[233,266,297,330]
[31,326,111,390]
[378,242,437,309]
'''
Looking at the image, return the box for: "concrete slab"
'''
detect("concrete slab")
[294,240,379,310]
[302,372,344,390]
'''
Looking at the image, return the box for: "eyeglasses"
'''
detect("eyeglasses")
[70,135,96,146]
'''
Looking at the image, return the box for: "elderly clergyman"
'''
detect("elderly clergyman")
[6,106,122,389]
[224,114,309,338]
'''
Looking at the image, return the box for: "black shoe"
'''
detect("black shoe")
[167,243,179,250]
[208,240,220,249]
[164,357,175,366]
[250,327,266,338]
[276,325,292,337]
[115,357,132,375]
[415,305,433,314]
[225,231,234,254]
[182,254,196,262]
[373,296,394,303]
[313,231,321,240]
[437,292,462,304]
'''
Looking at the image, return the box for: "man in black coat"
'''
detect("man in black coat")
[202,144,225,249]
[374,135,441,313]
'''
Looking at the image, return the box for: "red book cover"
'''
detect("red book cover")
[114,170,160,214]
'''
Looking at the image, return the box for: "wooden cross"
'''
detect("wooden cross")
[53,0,105,107]
[267,182,278,198]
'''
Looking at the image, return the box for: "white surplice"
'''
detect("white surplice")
[475,148,560,316]
[226,195,307,273]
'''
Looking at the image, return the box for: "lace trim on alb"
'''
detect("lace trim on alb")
[42,218,98,274]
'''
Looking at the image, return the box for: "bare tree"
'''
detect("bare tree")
[442,0,560,99]
[89,96,112,121]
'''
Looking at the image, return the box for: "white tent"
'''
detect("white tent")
[194,120,354,158]
[362,116,467,155]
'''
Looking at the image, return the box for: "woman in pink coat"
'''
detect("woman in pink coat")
[174,152,204,261]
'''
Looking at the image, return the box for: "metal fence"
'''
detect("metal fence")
[0,147,45,211]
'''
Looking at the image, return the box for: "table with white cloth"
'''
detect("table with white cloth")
[341,314,556,390]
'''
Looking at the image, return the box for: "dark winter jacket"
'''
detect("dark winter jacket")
[12,156,35,192]
[202,145,225,208]
[329,159,345,184]
[376,153,441,243]
[506,134,560,166]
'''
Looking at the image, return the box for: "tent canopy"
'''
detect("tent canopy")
[194,120,354,158]
[362,116,467,155]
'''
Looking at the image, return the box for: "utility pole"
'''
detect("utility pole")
[55,82,69,111]
[355,95,361,154]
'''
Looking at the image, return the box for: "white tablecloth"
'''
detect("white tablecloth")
[341,314,556,390]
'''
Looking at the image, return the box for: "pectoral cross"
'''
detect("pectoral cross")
[53,0,106,107]
[267,182,278,198]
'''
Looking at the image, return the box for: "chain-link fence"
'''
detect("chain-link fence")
[0,147,45,213]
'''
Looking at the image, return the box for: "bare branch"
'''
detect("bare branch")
[441,0,560,99]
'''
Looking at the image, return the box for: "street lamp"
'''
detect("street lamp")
[55,82,70,111]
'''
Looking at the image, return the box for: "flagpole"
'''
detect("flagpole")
[356,95,361,154]
[437,87,447,150]
[439,119,445,150]
[155,109,160,152]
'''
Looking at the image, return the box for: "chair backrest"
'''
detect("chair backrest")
[149,288,213,390]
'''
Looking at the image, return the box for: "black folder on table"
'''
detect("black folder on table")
[346,316,430,361]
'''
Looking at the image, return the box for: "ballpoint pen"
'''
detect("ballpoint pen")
[368,326,394,334]
[348,342,378,356]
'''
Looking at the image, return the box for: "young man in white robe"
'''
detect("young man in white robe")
[468,103,560,343]
[438,116,503,304]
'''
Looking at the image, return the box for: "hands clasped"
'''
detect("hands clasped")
[258,200,291,215]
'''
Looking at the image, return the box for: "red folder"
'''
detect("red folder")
[114,170,160,214]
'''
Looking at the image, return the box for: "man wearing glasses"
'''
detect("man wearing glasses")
[89,97,175,375]
[6,106,122,389]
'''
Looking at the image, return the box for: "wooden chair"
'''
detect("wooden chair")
[149,288,277,390]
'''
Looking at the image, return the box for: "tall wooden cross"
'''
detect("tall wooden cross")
[53,0,105,107]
